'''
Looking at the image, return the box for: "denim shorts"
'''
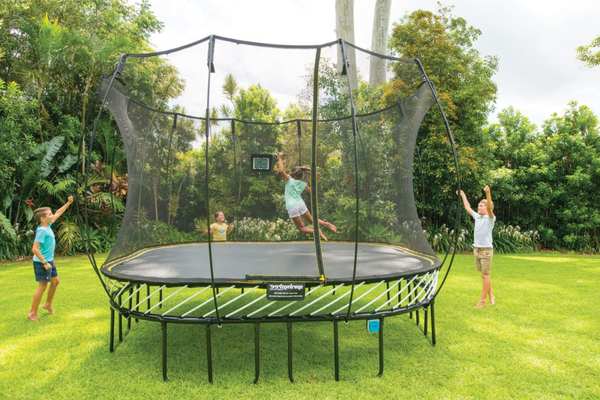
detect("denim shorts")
[33,260,58,282]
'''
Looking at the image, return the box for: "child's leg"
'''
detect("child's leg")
[303,211,337,233]
[30,282,48,320]
[292,216,327,241]
[44,276,60,313]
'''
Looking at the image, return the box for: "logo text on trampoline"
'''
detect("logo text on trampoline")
[267,283,305,301]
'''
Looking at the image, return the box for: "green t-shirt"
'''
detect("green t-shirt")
[284,178,307,209]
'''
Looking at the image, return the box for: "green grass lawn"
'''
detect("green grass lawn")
[1,253,599,400]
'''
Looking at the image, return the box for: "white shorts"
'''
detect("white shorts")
[287,203,308,218]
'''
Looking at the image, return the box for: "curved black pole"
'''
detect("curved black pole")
[414,58,462,299]
[310,47,325,282]
[339,39,361,322]
[204,36,221,324]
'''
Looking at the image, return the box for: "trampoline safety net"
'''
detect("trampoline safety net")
[97,36,446,283]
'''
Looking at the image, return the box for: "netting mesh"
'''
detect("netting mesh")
[101,38,438,278]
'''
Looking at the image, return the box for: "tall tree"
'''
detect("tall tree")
[369,0,392,86]
[335,0,358,90]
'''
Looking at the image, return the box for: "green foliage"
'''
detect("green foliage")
[232,218,304,241]
[577,35,600,67]
[427,223,539,254]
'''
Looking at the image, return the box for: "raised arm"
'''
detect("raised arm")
[50,195,74,223]
[483,185,495,218]
[458,190,474,215]
[275,152,290,181]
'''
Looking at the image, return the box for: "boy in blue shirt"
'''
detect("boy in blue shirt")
[459,186,496,308]
[28,196,74,321]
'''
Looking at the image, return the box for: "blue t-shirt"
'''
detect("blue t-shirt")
[33,225,56,262]
[284,178,307,210]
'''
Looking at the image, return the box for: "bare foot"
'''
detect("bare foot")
[490,296,496,305]
[320,231,328,241]
[42,304,54,314]
[27,312,39,321]
[326,222,337,233]
[474,300,486,309]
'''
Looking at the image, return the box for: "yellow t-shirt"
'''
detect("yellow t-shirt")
[210,222,228,241]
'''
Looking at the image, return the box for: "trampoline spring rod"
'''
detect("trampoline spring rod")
[146,285,151,309]
[431,300,437,346]
[132,284,166,310]
[358,277,409,313]
[203,286,258,317]
[268,285,322,317]
[331,280,385,315]
[120,283,146,304]
[161,286,211,316]
[310,282,365,316]
[392,274,429,311]
[375,277,426,311]
[146,285,188,315]
[181,285,235,318]
[289,284,344,316]
[228,293,267,318]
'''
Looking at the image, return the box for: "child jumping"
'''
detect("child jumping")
[209,211,233,241]
[28,195,74,321]
[458,186,496,308]
[275,152,337,240]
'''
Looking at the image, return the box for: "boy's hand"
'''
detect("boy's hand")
[42,262,51,271]
[67,195,74,204]
[277,152,285,160]
[457,190,465,197]
[483,185,490,194]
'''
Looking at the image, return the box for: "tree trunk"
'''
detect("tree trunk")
[369,0,392,86]
[336,0,358,90]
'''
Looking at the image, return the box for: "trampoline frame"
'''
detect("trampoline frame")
[79,35,462,383]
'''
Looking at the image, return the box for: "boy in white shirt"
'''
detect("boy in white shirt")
[459,186,496,308]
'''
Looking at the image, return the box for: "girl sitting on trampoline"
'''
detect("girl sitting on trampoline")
[275,152,337,240]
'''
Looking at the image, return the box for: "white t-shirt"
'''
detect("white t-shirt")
[470,210,496,248]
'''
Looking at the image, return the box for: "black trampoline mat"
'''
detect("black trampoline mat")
[102,242,439,284]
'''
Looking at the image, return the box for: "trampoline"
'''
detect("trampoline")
[102,242,439,285]
[80,35,461,383]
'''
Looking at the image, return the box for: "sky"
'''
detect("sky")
[145,0,600,128]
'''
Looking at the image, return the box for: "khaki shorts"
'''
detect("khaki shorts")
[474,247,493,274]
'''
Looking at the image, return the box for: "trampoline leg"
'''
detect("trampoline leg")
[135,285,140,323]
[161,321,168,381]
[377,318,384,377]
[424,307,429,336]
[118,294,123,343]
[416,308,420,328]
[409,282,413,319]
[241,287,244,294]
[333,320,340,381]
[386,282,390,302]
[287,322,294,383]
[159,287,163,309]
[397,280,402,307]
[109,307,115,353]
[128,287,133,331]
[147,285,151,309]
[431,300,436,346]
[206,325,213,383]
[254,323,260,384]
